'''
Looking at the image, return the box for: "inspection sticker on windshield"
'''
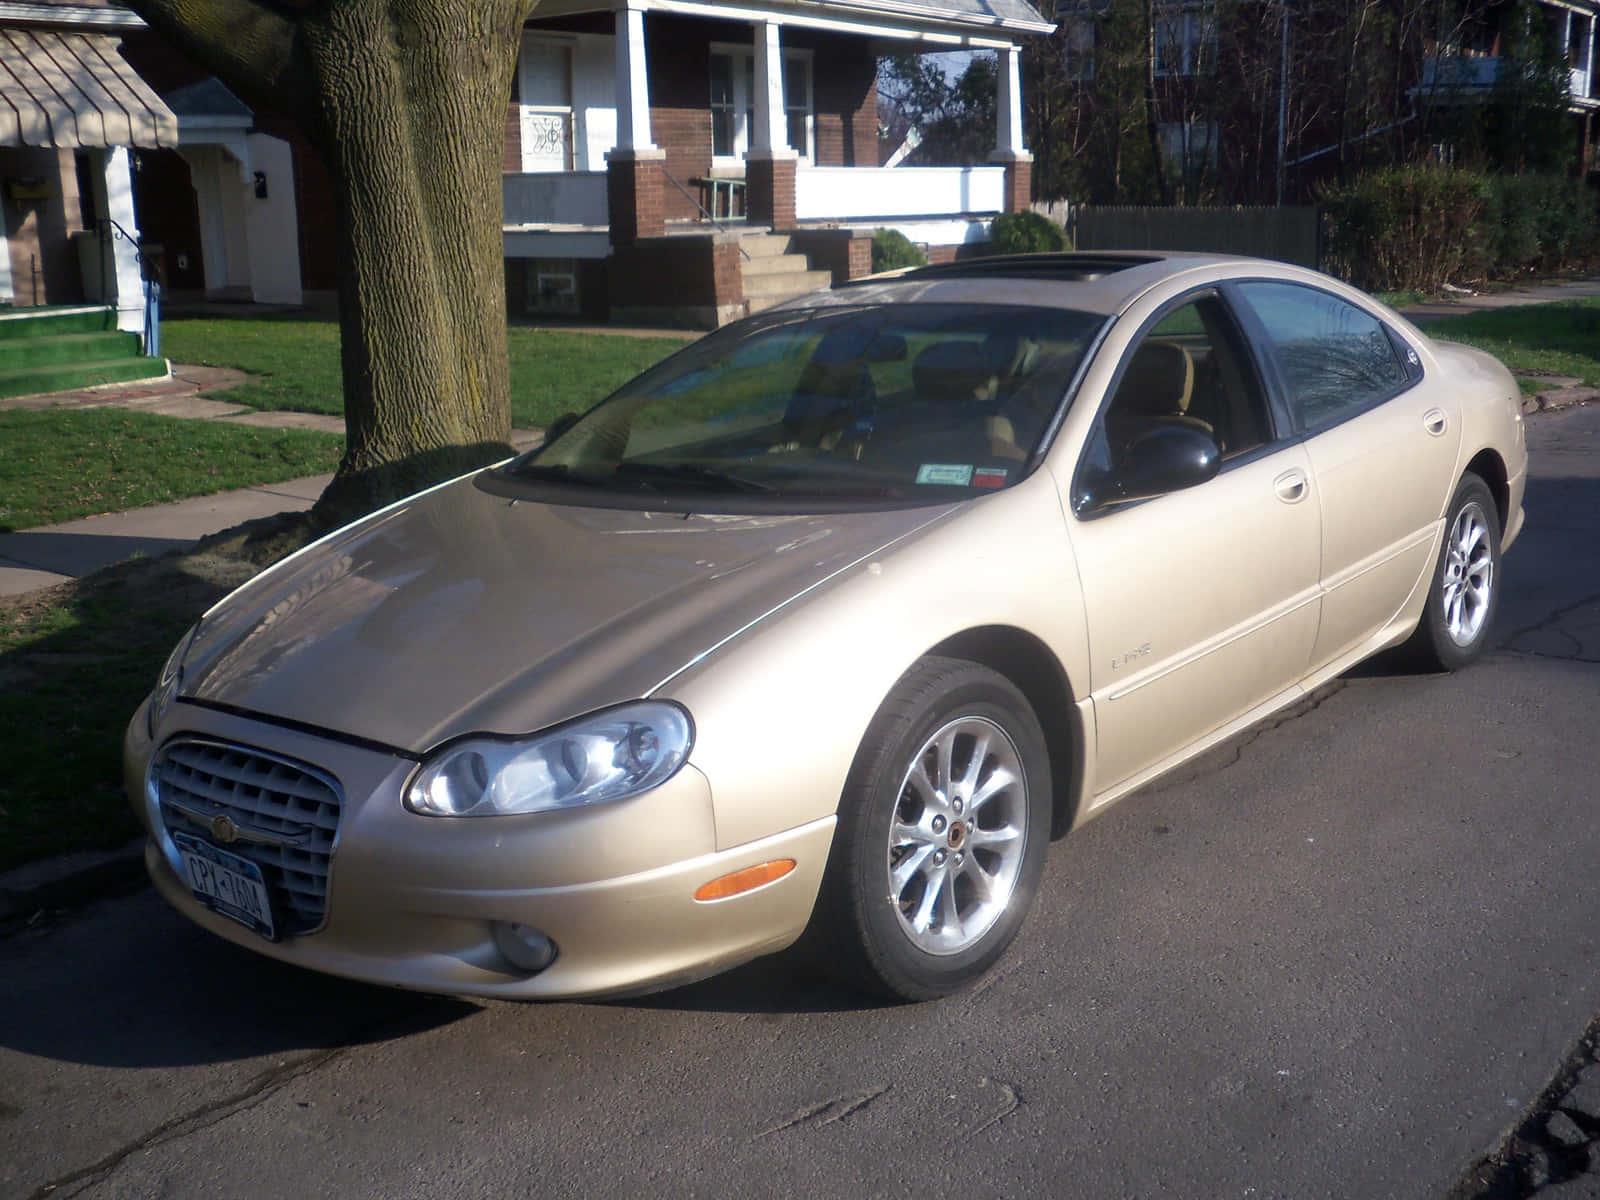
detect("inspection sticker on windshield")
[916,463,973,486]
[972,467,1008,489]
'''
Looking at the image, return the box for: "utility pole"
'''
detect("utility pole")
[1276,0,1290,205]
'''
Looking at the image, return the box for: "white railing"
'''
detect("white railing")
[1572,65,1594,102]
[502,172,608,227]
[795,166,1006,222]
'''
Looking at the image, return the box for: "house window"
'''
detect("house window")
[1154,8,1217,77]
[1064,16,1096,81]
[709,45,813,163]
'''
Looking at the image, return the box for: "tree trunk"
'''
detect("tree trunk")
[128,0,534,527]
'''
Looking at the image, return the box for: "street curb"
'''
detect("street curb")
[0,839,147,928]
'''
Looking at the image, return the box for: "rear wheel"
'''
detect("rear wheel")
[1406,473,1500,671]
[816,656,1051,1001]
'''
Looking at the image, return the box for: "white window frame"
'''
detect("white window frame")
[709,43,814,167]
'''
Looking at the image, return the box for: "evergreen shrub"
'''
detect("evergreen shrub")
[986,210,1070,255]
[1321,166,1489,293]
[1324,166,1600,293]
[871,228,927,273]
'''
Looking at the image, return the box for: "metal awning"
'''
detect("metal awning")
[0,27,176,148]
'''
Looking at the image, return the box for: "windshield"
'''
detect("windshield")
[504,302,1104,508]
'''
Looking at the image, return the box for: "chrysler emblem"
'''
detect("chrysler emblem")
[210,814,238,844]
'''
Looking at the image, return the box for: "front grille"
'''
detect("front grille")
[153,738,343,935]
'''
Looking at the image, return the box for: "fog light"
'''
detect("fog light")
[492,921,558,973]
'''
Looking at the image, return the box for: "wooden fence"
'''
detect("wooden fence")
[1061,205,1322,270]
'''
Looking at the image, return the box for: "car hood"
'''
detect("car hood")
[179,473,953,754]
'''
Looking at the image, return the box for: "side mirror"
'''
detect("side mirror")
[1081,423,1220,511]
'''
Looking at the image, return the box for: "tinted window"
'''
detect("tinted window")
[1237,282,1408,430]
[507,303,1102,508]
[1076,296,1271,511]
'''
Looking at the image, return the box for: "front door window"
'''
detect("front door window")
[520,38,574,172]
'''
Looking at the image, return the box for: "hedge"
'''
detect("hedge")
[1322,166,1600,293]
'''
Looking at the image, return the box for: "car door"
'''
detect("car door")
[1065,292,1322,797]
[1231,281,1461,667]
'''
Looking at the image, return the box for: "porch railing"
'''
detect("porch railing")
[97,217,161,358]
[794,166,1006,222]
[503,172,608,226]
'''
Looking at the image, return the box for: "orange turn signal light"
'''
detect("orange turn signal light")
[693,859,796,902]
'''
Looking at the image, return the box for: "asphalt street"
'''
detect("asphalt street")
[2,404,1597,1200]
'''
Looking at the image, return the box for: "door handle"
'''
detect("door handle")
[1423,407,1448,436]
[1273,469,1308,503]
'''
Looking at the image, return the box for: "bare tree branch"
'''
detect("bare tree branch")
[125,0,313,123]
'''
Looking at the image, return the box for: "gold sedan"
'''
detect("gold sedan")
[125,253,1526,1001]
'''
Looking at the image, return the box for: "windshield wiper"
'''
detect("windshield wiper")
[613,462,775,493]
[503,461,608,486]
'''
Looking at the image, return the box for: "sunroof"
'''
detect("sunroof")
[901,252,1164,282]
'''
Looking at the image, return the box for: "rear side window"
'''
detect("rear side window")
[1236,281,1409,431]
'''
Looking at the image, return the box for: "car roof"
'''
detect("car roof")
[786,250,1267,319]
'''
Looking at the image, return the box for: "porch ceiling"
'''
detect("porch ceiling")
[530,0,1053,42]
[0,26,176,148]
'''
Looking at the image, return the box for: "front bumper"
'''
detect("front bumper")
[126,699,834,999]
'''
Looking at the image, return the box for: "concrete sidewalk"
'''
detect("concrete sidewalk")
[0,364,538,597]
[0,473,331,596]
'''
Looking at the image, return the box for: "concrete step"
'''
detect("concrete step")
[740,252,824,279]
[0,330,141,370]
[743,269,834,305]
[738,232,794,258]
[0,356,169,400]
[0,304,115,340]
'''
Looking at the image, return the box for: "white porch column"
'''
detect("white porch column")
[102,148,147,339]
[751,21,788,156]
[613,5,656,152]
[994,45,1027,158]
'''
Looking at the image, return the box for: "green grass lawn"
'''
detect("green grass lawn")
[1429,297,1600,388]
[0,553,256,872]
[161,314,685,428]
[0,409,344,532]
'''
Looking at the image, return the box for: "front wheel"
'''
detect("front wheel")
[1406,473,1501,671]
[815,656,1051,1001]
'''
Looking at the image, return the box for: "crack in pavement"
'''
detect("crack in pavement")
[969,1079,1021,1136]
[1501,590,1600,663]
[755,1084,893,1138]
[27,1048,347,1200]
[1139,680,1349,796]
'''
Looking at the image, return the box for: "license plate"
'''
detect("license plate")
[174,832,277,940]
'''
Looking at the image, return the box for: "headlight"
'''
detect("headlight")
[405,702,692,817]
[147,624,198,737]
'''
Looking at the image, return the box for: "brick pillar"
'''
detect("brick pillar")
[745,153,797,231]
[606,148,666,244]
[991,151,1033,214]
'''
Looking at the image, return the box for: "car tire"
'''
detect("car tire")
[815,656,1051,1001]
[1405,473,1501,671]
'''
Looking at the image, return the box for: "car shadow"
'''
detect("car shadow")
[607,950,895,1016]
[0,893,474,1069]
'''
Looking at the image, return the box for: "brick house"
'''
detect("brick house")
[504,0,1055,326]
[120,0,1053,327]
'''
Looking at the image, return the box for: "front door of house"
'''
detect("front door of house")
[520,38,573,172]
